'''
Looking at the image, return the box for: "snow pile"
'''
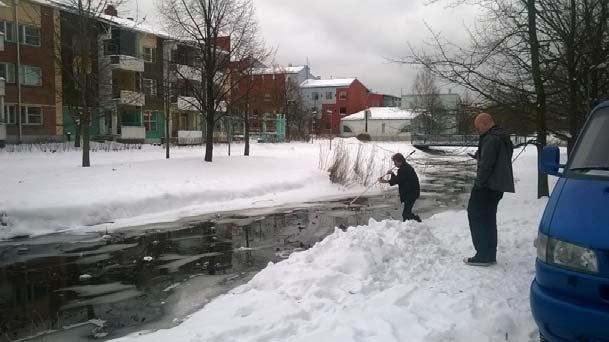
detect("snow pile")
[110,150,545,341]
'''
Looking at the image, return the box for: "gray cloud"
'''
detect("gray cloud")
[125,0,478,96]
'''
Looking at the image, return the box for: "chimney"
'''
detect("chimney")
[104,4,118,17]
[215,36,231,51]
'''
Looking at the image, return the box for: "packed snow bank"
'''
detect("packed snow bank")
[110,149,546,341]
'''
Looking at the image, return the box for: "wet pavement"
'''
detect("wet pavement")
[0,154,475,341]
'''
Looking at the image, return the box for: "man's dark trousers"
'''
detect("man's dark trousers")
[402,193,419,221]
[467,187,503,261]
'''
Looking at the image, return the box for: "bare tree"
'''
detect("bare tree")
[284,78,307,140]
[159,0,269,162]
[50,0,128,167]
[406,67,447,134]
[404,1,553,197]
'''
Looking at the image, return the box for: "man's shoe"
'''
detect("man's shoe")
[414,215,422,223]
[463,256,495,267]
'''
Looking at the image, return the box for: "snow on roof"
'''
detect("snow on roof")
[0,1,7,6]
[29,0,172,38]
[252,66,306,75]
[99,14,171,38]
[341,107,418,121]
[300,78,355,88]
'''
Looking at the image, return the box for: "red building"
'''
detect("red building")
[368,93,384,107]
[233,65,312,133]
[302,78,377,135]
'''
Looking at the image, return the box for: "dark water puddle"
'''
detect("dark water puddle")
[0,157,475,341]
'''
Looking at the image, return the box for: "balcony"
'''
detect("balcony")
[176,64,202,81]
[177,96,199,111]
[114,90,145,107]
[120,126,145,141]
[0,123,6,143]
[105,55,145,73]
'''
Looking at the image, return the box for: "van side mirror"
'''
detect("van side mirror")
[539,146,564,176]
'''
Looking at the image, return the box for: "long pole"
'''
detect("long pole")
[14,0,22,143]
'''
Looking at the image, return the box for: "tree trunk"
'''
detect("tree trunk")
[75,122,81,148]
[82,112,90,167]
[165,99,170,159]
[244,112,250,156]
[204,114,214,162]
[528,0,549,198]
[567,0,578,156]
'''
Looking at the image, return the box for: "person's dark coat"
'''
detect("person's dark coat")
[388,162,420,202]
[474,126,515,193]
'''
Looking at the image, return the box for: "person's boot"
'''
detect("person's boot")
[463,256,495,267]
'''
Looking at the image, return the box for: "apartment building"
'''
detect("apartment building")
[0,0,62,144]
[301,78,372,135]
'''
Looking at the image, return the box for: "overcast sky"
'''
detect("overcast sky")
[124,0,478,96]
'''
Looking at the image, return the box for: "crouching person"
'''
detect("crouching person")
[379,153,422,222]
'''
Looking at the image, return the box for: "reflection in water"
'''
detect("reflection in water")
[0,156,474,341]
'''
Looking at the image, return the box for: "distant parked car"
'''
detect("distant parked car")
[531,101,609,341]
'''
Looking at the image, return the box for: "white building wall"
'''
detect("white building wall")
[340,119,412,141]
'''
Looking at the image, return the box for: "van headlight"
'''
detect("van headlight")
[536,232,599,274]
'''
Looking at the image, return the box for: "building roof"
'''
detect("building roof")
[30,0,172,38]
[300,78,355,88]
[252,66,307,75]
[342,107,418,121]
[99,14,172,38]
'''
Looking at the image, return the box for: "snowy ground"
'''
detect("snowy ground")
[106,147,548,342]
[0,139,433,239]
[0,142,357,238]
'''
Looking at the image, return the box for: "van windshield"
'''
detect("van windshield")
[569,107,609,176]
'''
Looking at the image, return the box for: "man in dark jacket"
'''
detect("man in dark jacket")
[379,153,422,222]
[464,113,515,266]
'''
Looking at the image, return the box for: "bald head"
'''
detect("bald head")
[474,113,495,134]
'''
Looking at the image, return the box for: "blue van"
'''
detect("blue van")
[531,101,609,341]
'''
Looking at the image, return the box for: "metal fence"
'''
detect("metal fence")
[412,133,536,147]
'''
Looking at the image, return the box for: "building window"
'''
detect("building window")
[143,79,157,96]
[0,63,16,83]
[2,22,42,46]
[325,121,331,130]
[20,106,42,125]
[339,107,347,115]
[0,21,15,42]
[4,104,16,124]
[143,47,156,63]
[343,125,352,133]
[20,65,42,86]
[339,91,347,100]
[20,25,40,46]
[382,123,386,133]
[144,111,157,131]
[312,92,319,100]
[264,93,271,102]
[326,92,333,100]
